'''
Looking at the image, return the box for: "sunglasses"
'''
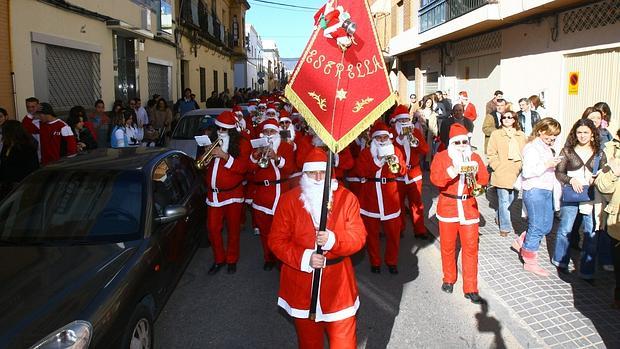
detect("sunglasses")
[453,140,469,145]
[217,127,229,132]
[501,116,514,119]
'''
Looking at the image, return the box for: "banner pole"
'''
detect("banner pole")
[308,149,333,320]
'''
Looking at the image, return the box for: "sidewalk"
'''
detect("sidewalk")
[423,180,620,349]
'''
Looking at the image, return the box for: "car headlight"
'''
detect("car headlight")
[30,320,92,349]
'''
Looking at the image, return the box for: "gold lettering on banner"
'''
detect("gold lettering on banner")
[352,98,374,113]
[308,92,327,111]
[304,54,385,80]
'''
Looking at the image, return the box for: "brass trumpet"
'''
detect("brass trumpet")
[385,154,401,174]
[401,125,419,147]
[196,138,222,170]
[460,161,485,197]
[257,138,274,169]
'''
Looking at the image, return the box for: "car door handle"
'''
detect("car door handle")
[185,216,190,222]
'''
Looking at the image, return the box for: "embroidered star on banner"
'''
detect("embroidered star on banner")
[336,89,348,101]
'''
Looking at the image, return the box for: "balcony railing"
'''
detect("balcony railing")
[419,0,490,33]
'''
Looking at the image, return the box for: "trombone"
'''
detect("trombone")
[196,138,222,170]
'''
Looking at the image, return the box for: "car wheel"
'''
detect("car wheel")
[123,304,154,349]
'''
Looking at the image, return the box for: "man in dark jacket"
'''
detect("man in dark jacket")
[517,97,540,136]
[439,104,474,147]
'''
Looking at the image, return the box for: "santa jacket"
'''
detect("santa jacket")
[204,138,251,207]
[393,127,429,184]
[430,150,490,225]
[269,185,367,322]
[354,146,406,220]
[249,141,295,215]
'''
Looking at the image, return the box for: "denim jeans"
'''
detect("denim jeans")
[522,188,554,252]
[497,188,515,233]
[598,230,614,267]
[552,203,598,278]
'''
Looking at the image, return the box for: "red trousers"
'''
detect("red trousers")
[207,203,243,264]
[397,180,426,236]
[438,221,479,293]
[362,216,401,266]
[253,209,277,262]
[294,316,356,349]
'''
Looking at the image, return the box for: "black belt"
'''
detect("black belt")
[441,192,474,200]
[364,177,397,184]
[210,181,243,193]
[326,256,344,266]
[253,178,289,186]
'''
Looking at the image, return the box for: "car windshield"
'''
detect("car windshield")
[172,115,216,140]
[0,170,144,244]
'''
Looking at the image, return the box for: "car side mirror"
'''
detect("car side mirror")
[155,205,187,224]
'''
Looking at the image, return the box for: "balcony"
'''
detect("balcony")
[419,0,490,33]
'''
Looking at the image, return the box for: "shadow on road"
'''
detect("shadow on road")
[475,302,507,349]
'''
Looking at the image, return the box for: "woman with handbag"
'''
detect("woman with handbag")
[486,111,527,237]
[512,118,562,276]
[552,118,607,280]
[594,133,620,308]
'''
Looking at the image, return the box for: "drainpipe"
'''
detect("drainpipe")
[8,0,17,118]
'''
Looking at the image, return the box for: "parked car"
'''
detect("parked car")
[168,108,230,159]
[0,148,206,349]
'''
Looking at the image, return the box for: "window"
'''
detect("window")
[224,72,228,91]
[213,70,219,93]
[200,67,206,102]
[232,15,239,46]
[159,0,173,34]
[148,62,171,101]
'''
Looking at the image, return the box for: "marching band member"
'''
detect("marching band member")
[391,105,431,239]
[355,121,406,274]
[250,119,296,270]
[204,111,251,275]
[344,128,371,196]
[232,105,253,140]
[269,148,366,349]
[430,123,489,303]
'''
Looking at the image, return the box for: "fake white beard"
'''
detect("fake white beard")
[218,132,230,153]
[299,174,339,228]
[311,135,325,147]
[370,138,391,159]
[237,118,246,131]
[447,142,472,162]
[263,134,281,152]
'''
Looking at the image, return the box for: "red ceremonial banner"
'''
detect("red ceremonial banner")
[284,0,395,153]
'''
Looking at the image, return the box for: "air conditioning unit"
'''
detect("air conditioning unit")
[141,8,152,31]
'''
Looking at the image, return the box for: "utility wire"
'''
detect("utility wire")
[249,0,319,10]
[248,1,316,12]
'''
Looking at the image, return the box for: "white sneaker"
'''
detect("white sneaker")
[253,228,260,236]
[602,265,615,272]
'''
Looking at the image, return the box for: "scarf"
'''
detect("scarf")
[505,127,521,161]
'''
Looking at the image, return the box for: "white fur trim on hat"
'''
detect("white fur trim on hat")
[215,119,236,129]
[394,113,410,120]
[372,130,392,138]
[266,108,277,114]
[449,134,468,144]
[262,124,279,131]
[280,117,292,122]
[303,161,327,172]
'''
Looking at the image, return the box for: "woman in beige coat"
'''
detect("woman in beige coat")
[486,110,527,236]
[594,131,620,309]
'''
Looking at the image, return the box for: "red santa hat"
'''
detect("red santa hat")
[259,118,279,132]
[390,105,410,123]
[232,105,243,114]
[302,148,328,172]
[266,103,277,114]
[279,109,291,123]
[459,91,468,97]
[449,123,469,144]
[215,111,237,129]
[370,121,393,139]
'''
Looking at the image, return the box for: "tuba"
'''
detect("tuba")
[401,124,419,147]
[460,158,485,197]
[196,138,222,170]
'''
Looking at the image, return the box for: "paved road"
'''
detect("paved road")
[155,211,525,348]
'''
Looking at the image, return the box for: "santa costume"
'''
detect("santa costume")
[354,121,406,274]
[249,118,296,269]
[204,111,251,274]
[390,105,430,238]
[430,123,489,302]
[269,148,367,349]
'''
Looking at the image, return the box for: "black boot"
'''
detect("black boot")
[441,283,454,294]
[464,292,486,304]
[207,263,225,275]
[227,263,237,274]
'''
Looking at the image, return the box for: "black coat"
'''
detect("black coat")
[0,143,39,198]
[517,110,540,131]
[439,116,474,146]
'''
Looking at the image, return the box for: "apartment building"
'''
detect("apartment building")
[234,23,263,90]
[10,0,178,118]
[262,39,284,91]
[377,0,620,148]
[176,0,249,104]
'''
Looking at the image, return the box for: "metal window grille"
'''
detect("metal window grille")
[148,63,170,101]
[453,31,501,57]
[562,0,619,34]
[46,45,101,113]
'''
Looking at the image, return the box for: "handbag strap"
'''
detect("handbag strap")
[593,152,601,174]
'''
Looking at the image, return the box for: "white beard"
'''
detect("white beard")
[299,174,339,228]
[287,125,296,141]
[265,134,281,153]
[370,138,391,159]
[218,132,230,153]
[311,135,325,147]
[448,143,472,162]
[236,118,246,131]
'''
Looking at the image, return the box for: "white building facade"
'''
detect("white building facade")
[262,39,284,91]
[235,24,263,90]
[388,0,620,149]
